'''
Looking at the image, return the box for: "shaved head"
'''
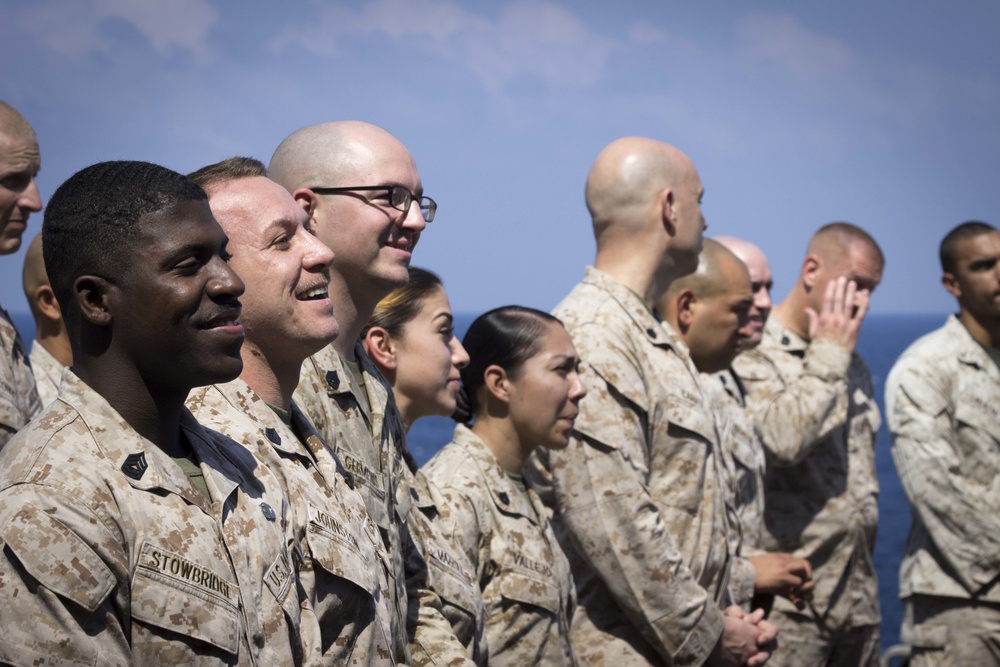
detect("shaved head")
[660,239,753,373]
[0,101,36,143]
[269,121,415,193]
[21,232,48,313]
[807,222,884,271]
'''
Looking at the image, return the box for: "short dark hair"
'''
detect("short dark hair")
[188,156,267,191]
[43,160,207,321]
[940,221,997,274]
[453,306,563,424]
[809,221,885,269]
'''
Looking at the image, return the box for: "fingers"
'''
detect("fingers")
[745,650,772,667]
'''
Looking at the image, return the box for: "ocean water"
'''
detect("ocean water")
[7,310,946,650]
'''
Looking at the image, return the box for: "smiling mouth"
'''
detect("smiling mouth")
[297,285,329,301]
[200,310,242,330]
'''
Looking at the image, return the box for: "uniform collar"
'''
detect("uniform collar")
[764,316,809,353]
[949,314,1000,381]
[581,266,676,349]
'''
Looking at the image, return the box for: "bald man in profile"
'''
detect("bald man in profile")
[271,121,479,666]
[21,233,71,406]
[0,101,43,448]
[733,223,884,667]
[526,138,773,667]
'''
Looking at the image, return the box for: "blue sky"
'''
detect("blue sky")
[3,0,998,318]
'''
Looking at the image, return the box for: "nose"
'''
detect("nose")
[304,229,335,272]
[756,288,772,312]
[569,370,587,401]
[451,337,470,370]
[210,255,246,299]
[402,199,428,233]
[20,178,42,213]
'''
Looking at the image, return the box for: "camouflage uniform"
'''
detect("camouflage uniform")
[410,468,489,666]
[295,341,475,666]
[733,317,881,666]
[425,424,577,666]
[0,370,302,666]
[187,377,397,665]
[703,370,767,611]
[0,307,41,448]
[29,342,63,408]
[887,315,1000,665]
[525,267,732,667]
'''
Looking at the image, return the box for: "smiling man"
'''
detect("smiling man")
[271,121,477,666]
[0,160,301,664]
[0,101,44,448]
[887,221,1000,665]
[186,157,397,665]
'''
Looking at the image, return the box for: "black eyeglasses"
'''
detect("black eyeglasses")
[309,185,436,222]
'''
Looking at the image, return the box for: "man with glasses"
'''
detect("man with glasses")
[270,121,475,666]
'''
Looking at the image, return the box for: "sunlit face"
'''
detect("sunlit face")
[114,200,246,393]
[943,230,1000,324]
[740,248,773,348]
[389,287,470,425]
[669,164,707,276]
[209,176,337,365]
[506,322,587,451]
[685,261,754,374]
[810,240,883,313]
[307,136,427,304]
[0,132,42,254]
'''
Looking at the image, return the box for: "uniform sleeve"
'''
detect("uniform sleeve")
[0,485,129,667]
[404,512,478,667]
[887,361,1000,593]
[541,329,724,666]
[735,338,851,466]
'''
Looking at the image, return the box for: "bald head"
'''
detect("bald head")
[21,232,48,311]
[0,101,36,143]
[269,121,415,193]
[663,239,745,305]
[807,222,884,270]
[715,235,773,348]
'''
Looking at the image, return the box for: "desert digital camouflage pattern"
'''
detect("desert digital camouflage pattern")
[702,372,764,612]
[409,468,489,666]
[887,315,1000,663]
[733,317,880,664]
[295,341,474,666]
[0,370,301,666]
[525,267,732,667]
[426,424,578,667]
[28,341,62,408]
[0,307,41,448]
[188,377,397,665]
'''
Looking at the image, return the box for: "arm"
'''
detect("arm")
[888,360,1000,594]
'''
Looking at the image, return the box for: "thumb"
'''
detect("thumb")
[805,307,819,338]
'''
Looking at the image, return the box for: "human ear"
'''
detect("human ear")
[802,255,821,290]
[73,275,115,327]
[661,188,677,236]
[941,272,961,299]
[364,327,397,372]
[483,365,510,405]
[292,188,318,216]
[677,290,696,330]
[34,284,62,322]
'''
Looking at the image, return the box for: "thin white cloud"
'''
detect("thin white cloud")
[8,0,218,59]
[271,0,615,92]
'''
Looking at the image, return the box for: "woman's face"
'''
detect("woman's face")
[506,322,587,451]
[392,286,469,424]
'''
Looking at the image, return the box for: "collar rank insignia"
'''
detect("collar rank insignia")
[121,452,148,480]
[264,427,281,445]
[260,502,276,522]
[326,370,340,390]
[498,491,510,505]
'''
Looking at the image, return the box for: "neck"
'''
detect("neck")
[471,413,532,474]
[773,289,810,340]
[238,341,302,409]
[36,328,73,367]
[328,271,380,361]
[595,245,676,308]
[958,309,1000,349]
[73,357,187,456]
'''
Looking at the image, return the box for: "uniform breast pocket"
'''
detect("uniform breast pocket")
[427,543,481,618]
[661,398,714,514]
[131,543,241,661]
[498,565,561,616]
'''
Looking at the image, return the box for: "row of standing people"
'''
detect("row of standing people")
[1,96,997,666]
